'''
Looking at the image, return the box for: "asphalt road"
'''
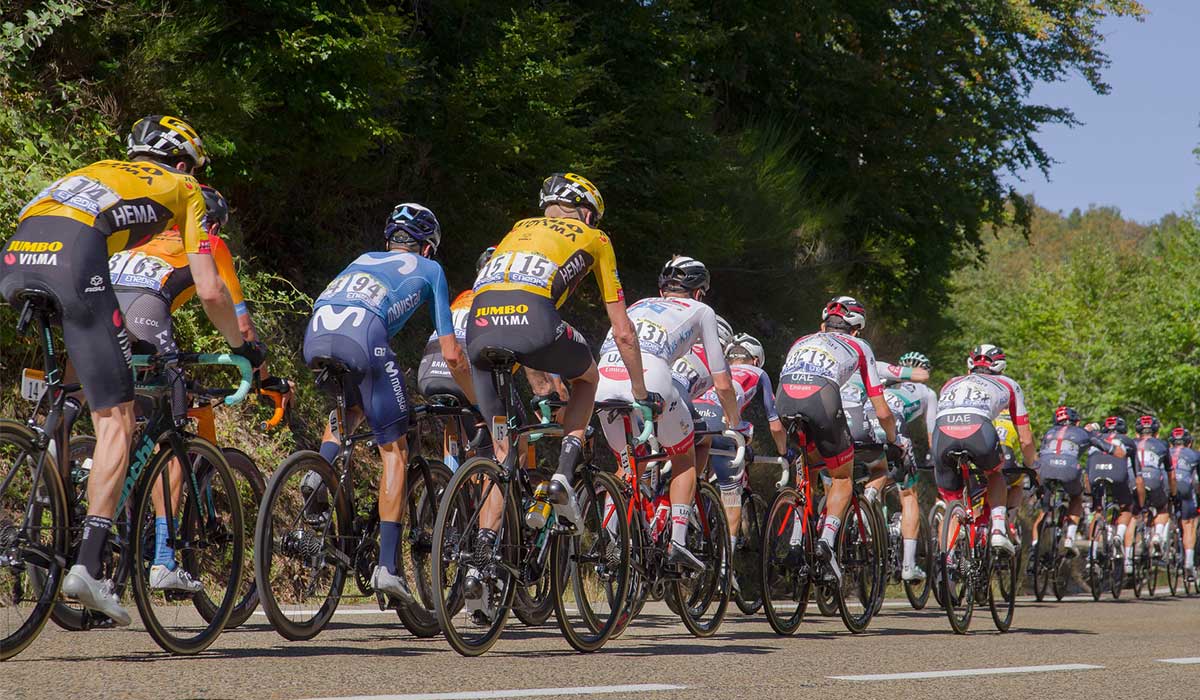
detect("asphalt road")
[4,593,1199,700]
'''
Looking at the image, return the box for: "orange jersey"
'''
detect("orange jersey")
[109,228,245,315]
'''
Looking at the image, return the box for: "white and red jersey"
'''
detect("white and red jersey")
[672,344,715,399]
[695,363,779,420]
[936,373,1029,425]
[599,296,727,375]
[779,332,883,396]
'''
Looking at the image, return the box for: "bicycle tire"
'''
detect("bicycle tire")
[254,452,351,641]
[431,457,518,656]
[761,487,810,635]
[1165,523,1181,596]
[939,501,973,634]
[609,498,646,640]
[732,491,767,615]
[989,545,1017,633]
[0,420,69,661]
[1050,534,1066,602]
[131,437,244,654]
[673,481,730,637]
[1031,518,1053,601]
[1086,519,1105,602]
[395,459,451,638]
[929,501,946,608]
[193,447,262,630]
[1147,537,1159,597]
[835,495,883,633]
[904,508,933,610]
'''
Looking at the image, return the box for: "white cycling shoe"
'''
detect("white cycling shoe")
[63,565,132,626]
[901,564,926,583]
[990,531,1015,555]
[149,564,204,593]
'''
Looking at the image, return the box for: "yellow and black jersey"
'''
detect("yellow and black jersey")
[474,216,623,307]
[18,159,208,256]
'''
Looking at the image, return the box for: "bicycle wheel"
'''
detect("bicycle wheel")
[131,438,244,654]
[939,501,973,634]
[761,488,810,635]
[929,501,946,608]
[553,469,630,652]
[193,448,262,630]
[1050,537,1066,602]
[1111,535,1124,600]
[989,545,1017,632]
[732,491,767,615]
[1165,524,1181,596]
[1031,519,1053,601]
[609,500,647,640]
[673,481,730,637]
[904,509,933,610]
[395,458,450,638]
[254,452,351,641]
[835,497,883,633]
[432,457,517,657]
[1086,519,1106,601]
[513,552,554,627]
[1147,538,1159,597]
[0,421,68,661]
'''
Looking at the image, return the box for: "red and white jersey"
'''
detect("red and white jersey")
[936,373,1029,425]
[779,332,883,396]
[599,296,727,372]
[672,344,715,398]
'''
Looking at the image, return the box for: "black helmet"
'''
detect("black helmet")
[1053,406,1080,426]
[1169,427,1193,446]
[126,115,208,169]
[1104,416,1127,434]
[199,185,228,229]
[1135,415,1160,435]
[658,255,710,294]
[539,173,604,221]
[384,203,441,252]
[476,246,496,273]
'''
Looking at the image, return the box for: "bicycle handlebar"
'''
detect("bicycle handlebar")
[132,353,254,406]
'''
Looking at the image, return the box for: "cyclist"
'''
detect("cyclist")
[301,203,469,603]
[0,116,258,625]
[109,184,274,592]
[932,344,1036,555]
[1029,406,1125,557]
[671,315,734,403]
[1133,415,1175,557]
[595,256,740,569]
[881,351,938,581]
[466,173,650,537]
[776,296,900,579]
[1168,428,1199,582]
[1087,416,1140,573]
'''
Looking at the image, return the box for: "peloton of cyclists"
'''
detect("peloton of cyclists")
[1168,428,1199,583]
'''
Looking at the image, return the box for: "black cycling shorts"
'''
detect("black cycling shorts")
[116,290,187,420]
[774,376,853,468]
[1038,458,1084,498]
[843,402,885,466]
[417,339,469,405]
[0,216,133,410]
[1089,477,1134,511]
[466,290,593,425]
[931,414,1002,496]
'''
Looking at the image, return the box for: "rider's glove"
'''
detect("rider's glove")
[232,340,268,369]
[634,391,665,417]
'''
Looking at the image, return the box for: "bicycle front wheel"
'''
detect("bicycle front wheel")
[673,481,730,638]
[193,447,263,630]
[396,458,451,638]
[939,501,973,634]
[904,508,933,610]
[835,496,884,634]
[989,546,1018,632]
[732,491,767,615]
[1086,519,1106,601]
[0,421,68,661]
[131,438,244,654]
[1165,524,1181,596]
[761,487,809,635]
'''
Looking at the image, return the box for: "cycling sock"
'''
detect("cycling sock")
[556,435,584,484]
[730,534,738,553]
[379,520,401,575]
[78,515,114,579]
[1065,522,1078,545]
[902,538,917,569]
[989,506,1006,534]
[1187,549,1195,568]
[670,504,691,547]
[1116,523,1127,541]
[1154,522,1166,541]
[319,440,339,464]
[154,516,177,570]
[819,515,841,548]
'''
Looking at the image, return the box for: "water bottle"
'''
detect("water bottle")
[650,495,670,540]
[525,482,552,529]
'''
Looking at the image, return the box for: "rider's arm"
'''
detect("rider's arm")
[1089,434,1125,459]
[869,394,898,443]
[188,251,243,346]
[1016,423,1037,466]
[756,373,788,453]
[211,236,259,342]
[605,300,647,399]
[711,370,741,428]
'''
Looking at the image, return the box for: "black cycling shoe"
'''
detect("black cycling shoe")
[668,542,705,572]
[300,470,330,526]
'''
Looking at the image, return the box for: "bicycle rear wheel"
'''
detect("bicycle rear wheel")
[254,452,350,641]
[1050,537,1067,602]
[989,546,1017,632]
[939,501,973,634]
[836,496,883,633]
[395,458,451,638]
[761,488,810,635]
[194,447,262,630]
[0,421,68,661]
[929,501,946,608]
[1165,524,1181,596]
[553,470,630,652]
[431,457,517,656]
[131,438,244,654]
[904,509,933,610]
[673,481,730,637]
[1031,519,1053,601]
[732,491,767,615]
[1086,519,1106,601]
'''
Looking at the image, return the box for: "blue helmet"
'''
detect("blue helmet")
[384,203,441,252]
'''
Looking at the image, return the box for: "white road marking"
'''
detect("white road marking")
[831,663,1103,681]
[303,684,687,700]
[1158,658,1200,664]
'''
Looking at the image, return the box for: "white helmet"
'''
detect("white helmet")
[715,314,734,346]
[726,333,765,368]
[967,344,1007,375]
[822,295,866,331]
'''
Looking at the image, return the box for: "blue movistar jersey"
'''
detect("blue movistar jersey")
[314,251,453,339]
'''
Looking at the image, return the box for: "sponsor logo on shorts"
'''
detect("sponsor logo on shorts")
[16,252,58,266]
[385,360,408,413]
[474,303,528,317]
[374,347,386,357]
[6,240,63,253]
[83,275,107,293]
[3,253,14,265]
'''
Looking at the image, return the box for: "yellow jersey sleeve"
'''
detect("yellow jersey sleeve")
[178,175,208,255]
[589,231,623,304]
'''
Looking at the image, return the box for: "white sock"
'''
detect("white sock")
[1116,523,1127,541]
[819,515,841,548]
[1065,523,1078,545]
[990,506,1006,534]
[788,511,804,546]
[1187,549,1195,568]
[730,534,738,553]
[670,504,691,547]
[1124,545,1133,560]
[1154,522,1166,541]
[902,538,917,569]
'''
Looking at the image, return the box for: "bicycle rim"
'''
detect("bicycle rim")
[192,448,262,630]
[761,488,809,635]
[733,492,766,615]
[989,547,1017,632]
[253,452,348,641]
[396,459,450,638]
[836,498,882,633]
[673,481,730,637]
[939,501,973,634]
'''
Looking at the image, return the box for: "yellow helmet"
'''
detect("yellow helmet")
[127,115,209,169]
[539,172,604,221]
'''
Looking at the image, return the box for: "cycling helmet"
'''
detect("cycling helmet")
[658,255,710,294]
[822,295,866,331]
[1053,406,1080,425]
[476,246,496,273]
[127,115,209,169]
[898,351,931,370]
[539,173,605,222]
[715,315,734,346]
[200,185,228,229]
[1170,427,1193,446]
[1104,416,1127,434]
[726,333,766,368]
[384,203,441,252]
[1135,415,1161,435]
[967,344,1006,375]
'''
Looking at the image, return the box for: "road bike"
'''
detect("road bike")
[1085,478,1125,600]
[1030,478,1072,602]
[700,428,768,615]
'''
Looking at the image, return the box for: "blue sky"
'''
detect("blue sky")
[1006,4,1200,223]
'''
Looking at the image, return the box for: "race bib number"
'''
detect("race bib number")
[475,251,557,292]
[27,175,120,218]
[783,345,837,378]
[319,272,388,309]
[108,251,174,291]
[21,368,46,403]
